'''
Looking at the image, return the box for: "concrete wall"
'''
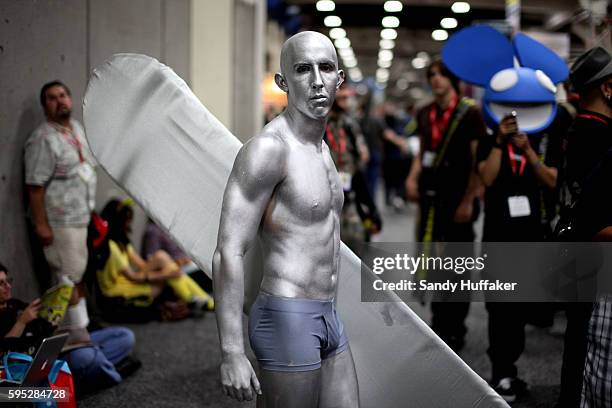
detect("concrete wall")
[191,0,233,128]
[191,0,265,140]
[1,0,264,300]
[233,0,265,140]
[0,0,191,300]
[89,0,192,265]
[0,0,88,300]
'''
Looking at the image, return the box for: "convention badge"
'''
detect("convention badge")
[508,195,531,218]
[339,171,352,192]
[77,162,95,183]
[422,151,437,168]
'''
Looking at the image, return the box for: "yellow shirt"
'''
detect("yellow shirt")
[97,240,152,305]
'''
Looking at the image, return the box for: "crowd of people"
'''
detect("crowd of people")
[1,38,610,406]
[1,80,214,397]
[323,47,612,406]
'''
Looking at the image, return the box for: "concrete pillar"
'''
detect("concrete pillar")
[190,0,234,129]
[233,0,266,140]
[191,0,265,140]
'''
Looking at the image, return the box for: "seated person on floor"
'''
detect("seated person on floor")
[0,262,140,393]
[97,199,214,311]
[142,217,213,294]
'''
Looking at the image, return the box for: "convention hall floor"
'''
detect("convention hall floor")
[80,202,564,408]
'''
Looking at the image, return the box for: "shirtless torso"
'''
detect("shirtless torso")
[258,120,343,300]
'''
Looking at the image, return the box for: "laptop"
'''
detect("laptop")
[1,333,69,387]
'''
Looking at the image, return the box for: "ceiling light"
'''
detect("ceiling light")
[384,1,403,13]
[432,29,448,41]
[378,59,392,68]
[329,28,346,39]
[324,15,342,27]
[382,16,400,28]
[348,67,361,76]
[338,48,355,58]
[451,2,470,13]
[410,87,425,99]
[379,39,395,49]
[376,68,390,79]
[440,17,458,29]
[380,28,398,40]
[378,49,394,61]
[403,71,417,82]
[396,78,409,90]
[411,57,426,69]
[334,37,351,49]
[316,0,335,12]
[349,69,363,82]
[343,59,358,68]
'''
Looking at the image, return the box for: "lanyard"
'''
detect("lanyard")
[325,124,347,167]
[428,95,458,151]
[576,113,609,126]
[507,144,526,177]
[52,122,84,163]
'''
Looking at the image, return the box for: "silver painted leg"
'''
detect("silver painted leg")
[258,368,321,408]
[319,346,360,408]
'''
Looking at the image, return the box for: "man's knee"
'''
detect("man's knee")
[115,327,136,351]
[66,347,121,388]
[98,327,136,351]
[152,250,172,264]
[43,230,88,283]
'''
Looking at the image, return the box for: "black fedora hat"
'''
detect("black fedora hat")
[570,47,612,92]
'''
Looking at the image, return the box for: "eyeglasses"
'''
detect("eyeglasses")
[0,277,13,287]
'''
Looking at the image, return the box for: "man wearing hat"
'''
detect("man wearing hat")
[564,47,612,202]
[558,46,612,408]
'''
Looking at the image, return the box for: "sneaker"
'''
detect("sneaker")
[493,377,528,403]
[192,294,215,312]
[114,355,142,379]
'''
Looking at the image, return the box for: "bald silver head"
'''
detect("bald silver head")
[275,31,345,121]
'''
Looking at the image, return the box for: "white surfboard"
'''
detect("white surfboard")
[83,54,506,408]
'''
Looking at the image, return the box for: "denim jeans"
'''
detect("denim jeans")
[62,327,134,391]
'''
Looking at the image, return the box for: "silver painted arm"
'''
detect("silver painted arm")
[213,133,286,401]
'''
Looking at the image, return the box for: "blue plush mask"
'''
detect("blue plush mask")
[442,25,569,134]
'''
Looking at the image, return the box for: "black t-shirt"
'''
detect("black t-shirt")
[565,111,612,201]
[577,149,612,237]
[416,99,487,219]
[477,119,563,241]
[0,299,53,354]
[566,112,612,238]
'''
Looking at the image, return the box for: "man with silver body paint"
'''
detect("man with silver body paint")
[212,31,360,407]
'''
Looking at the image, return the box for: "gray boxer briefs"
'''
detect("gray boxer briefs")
[248,292,349,372]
